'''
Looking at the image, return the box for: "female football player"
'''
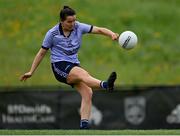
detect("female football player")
[20,6,118,129]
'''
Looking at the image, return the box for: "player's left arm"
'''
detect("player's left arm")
[91,26,119,41]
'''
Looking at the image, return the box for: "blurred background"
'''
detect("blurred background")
[0,0,180,130]
[0,0,180,87]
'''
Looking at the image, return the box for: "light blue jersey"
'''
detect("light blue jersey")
[42,21,93,64]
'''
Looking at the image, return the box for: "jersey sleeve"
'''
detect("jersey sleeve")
[78,22,93,34]
[42,31,53,50]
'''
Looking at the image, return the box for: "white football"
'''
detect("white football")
[118,31,138,50]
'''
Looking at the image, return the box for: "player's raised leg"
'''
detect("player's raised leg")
[67,66,117,92]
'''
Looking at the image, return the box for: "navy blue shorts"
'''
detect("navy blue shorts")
[51,61,80,85]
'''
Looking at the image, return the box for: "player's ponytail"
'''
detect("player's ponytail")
[60,6,76,21]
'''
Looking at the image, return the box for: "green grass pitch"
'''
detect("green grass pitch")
[0,129,180,135]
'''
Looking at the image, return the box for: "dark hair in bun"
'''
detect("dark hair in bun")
[60,6,76,21]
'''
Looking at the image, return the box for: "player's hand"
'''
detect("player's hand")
[111,33,119,41]
[20,72,32,81]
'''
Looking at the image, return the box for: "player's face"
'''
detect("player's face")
[62,15,76,31]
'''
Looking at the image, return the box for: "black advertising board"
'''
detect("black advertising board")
[0,86,180,129]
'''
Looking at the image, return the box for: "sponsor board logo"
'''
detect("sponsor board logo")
[1,104,55,124]
[124,96,146,125]
[167,104,180,124]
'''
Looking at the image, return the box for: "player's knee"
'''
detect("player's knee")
[82,89,93,103]
[88,89,93,100]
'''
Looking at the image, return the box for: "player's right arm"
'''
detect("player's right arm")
[20,48,48,81]
[20,30,53,81]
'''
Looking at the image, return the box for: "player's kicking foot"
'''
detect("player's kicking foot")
[107,72,117,92]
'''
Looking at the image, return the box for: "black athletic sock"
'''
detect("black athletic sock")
[100,81,108,89]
